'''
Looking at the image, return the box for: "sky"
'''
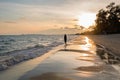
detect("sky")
[0,0,119,34]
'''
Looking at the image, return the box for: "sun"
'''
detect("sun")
[77,13,96,28]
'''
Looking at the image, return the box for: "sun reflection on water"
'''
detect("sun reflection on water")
[74,71,94,77]
[79,37,96,52]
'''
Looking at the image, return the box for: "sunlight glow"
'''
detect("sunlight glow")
[80,37,93,51]
[77,13,96,28]
[85,37,92,48]
[82,54,89,57]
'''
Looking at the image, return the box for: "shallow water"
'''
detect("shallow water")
[0,36,119,80]
[19,36,118,80]
[0,35,76,55]
[0,45,62,80]
[0,34,77,71]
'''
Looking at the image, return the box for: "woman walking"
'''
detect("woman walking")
[64,34,67,45]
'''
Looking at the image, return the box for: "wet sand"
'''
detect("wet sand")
[88,34,120,57]
[0,44,63,80]
[88,34,120,73]
[19,36,120,80]
[30,72,72,80]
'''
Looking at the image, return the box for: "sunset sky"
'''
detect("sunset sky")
[0,0,119,34]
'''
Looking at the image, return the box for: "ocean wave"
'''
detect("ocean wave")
[0,38,15,42]
[0,34,77,71]
[0,44,52,71]
[0,44,47,56]
[27,44,46,49]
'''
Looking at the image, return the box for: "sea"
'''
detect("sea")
[0,34,77,70]
[0,34,76,55]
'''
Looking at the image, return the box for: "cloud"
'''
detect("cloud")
[0,0,69,6]
[4,21,16,23]
[0,0,119,21]
[0,0,119,34]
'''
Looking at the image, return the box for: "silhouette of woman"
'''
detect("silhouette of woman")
[64,34,67,45]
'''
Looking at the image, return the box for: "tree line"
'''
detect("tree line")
[94,2,120,34]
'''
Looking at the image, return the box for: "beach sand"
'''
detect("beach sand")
[0,44,63,80]
[0,35,120,80]
[87,34,120,57]
[19,36,120,80]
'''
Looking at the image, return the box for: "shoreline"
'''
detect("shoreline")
[0,35,78,71]
[1,34,120,71]
[87,34,120,57]
[96,44,120,64]
[0,43,64,80]
[19,35,120,80]
[0,35,120,80]
[0,41,63,71]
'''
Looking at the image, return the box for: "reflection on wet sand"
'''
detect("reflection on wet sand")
[81,37,96,51]
[75,66,103,72]
[20,36,120,80]
[30,72,72,80]
[75,53,96,62]
[73,71,94,77]
[59,49,94,54]
[66,37,96,52]
[76,56,95,62]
